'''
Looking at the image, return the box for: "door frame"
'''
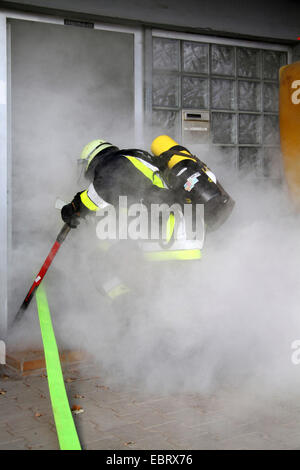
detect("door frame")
[0,8,144,339]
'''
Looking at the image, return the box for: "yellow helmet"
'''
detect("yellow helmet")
[80,139,115,170]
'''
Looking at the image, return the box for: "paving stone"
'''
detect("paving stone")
[134,411,177,429]
[156,423,220,449]
[156,422,211,443]
[13,389,50,408]
[219,431,280,450]
[147,397,193,415]
[3,362,300,451]
[0,402,31,421]
[0,438,29,450]
[259,428,300,450]
[84,436,125,450]
[6,414,51,434]
[186,436,224,450]
[0,425,14,443]
[73,418,106,443]
[163,407,224,428]
[165,429,221,450]
[109,422,164,444]
[80,388,131,405]
[78,428,113,445]
[184,417,251,441]
[0,392,20,403]
[129,435,177,450]
[17,424,59,450]
[94,400,143,417]
[74,405,132,432]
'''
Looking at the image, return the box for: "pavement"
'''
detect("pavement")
[1,361,300,450]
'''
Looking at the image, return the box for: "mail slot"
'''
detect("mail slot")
[182,109,210,145]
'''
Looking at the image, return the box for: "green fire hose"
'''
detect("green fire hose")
[35,284,81,450]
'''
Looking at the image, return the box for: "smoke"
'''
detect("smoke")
[7,19,300,407]
[30,150,299,401]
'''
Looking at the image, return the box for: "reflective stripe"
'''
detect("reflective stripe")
[139,209,205,251]
[107,284,131,299]
[102,276,124,293]
[203,168,217,184]
[88,183,110,209]
[144,249,201,261]
[141,239,204,252]
[102,277,131,299]
[176,167,187,176]
[168,155,197,169]
[166,213,175,243]
[85,142,113,169]
[80,190,98,211]
[80,184,110,211]
[125,156,166,188]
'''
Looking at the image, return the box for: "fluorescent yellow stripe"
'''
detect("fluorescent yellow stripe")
[80,190,98,211]
[168,154,197,169]
[125,156,165,188]
[35,284,81,450]
[144,249,202,261]
[107,283,131,299]
[166,213,175,243]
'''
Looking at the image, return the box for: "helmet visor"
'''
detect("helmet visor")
[76,158,89,184]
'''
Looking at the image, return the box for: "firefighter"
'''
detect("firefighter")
[151,135,235,231]
[61,140,203,310]
[61,139,176,228]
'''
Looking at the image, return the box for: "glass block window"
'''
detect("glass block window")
[182,76,208,109]
[211,44,235,76]
[152,109,179,137]
[238,147,261,175]
[183,41,208,73]
[239,114,262,144]
[237,48,261,79]
[151,36,288,179]
[211,79,235,110]
[238,81,261,112]
[153,37,180,71]
[152,73,179,107]
[263,115,280,146]
[263,147,282,178]
[263,51,286,80]
[212,113,236,144]
[263,82,279,112]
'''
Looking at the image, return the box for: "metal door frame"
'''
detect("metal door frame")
[0,8,143,340]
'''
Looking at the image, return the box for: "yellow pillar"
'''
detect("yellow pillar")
[279,61,300,205]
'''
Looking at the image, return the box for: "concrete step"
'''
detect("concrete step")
[5,349,90,376]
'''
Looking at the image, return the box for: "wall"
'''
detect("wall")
[0,0,300,43]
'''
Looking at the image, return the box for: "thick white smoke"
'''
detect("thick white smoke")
[7,19,300,408]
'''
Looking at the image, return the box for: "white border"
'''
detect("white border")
[0,13,8,340]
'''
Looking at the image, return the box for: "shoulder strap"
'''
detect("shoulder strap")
[155,146,201,170]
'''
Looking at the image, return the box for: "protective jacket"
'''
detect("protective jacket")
[79,148,174,212]
[61,147,203,303]
[62,147,203,261]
